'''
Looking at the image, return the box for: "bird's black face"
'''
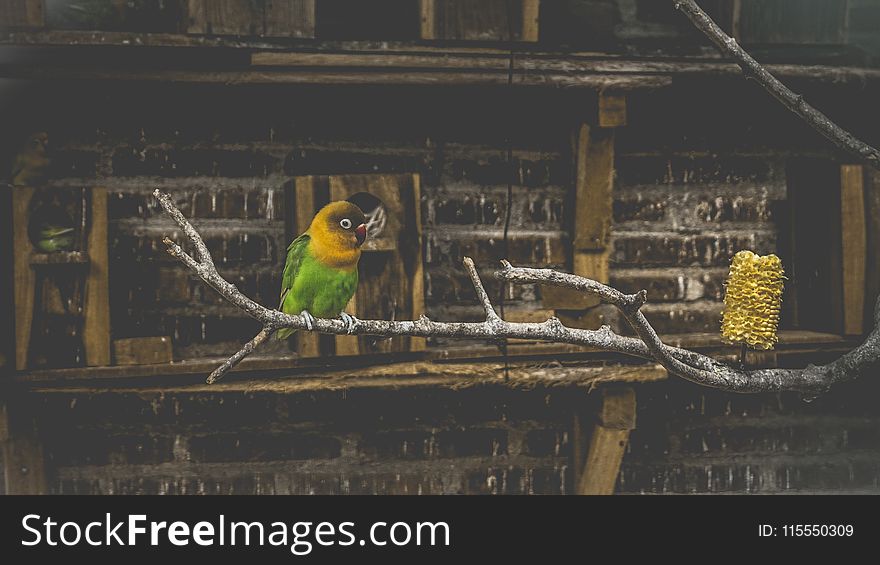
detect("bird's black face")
[328,203,368,247]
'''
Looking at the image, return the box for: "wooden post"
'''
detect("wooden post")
[598,92,627,128]
[521,0,540,42]
[410,174,427,351]
[577,387,636,495]
[293,176,322,358]
[841,165,866,335]
[542,123,614,313]
[419,0,436,39]
[13,187,35,371]
[866,169,880,327]
[84,187,110,366]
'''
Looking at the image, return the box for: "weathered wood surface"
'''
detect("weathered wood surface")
[84,186,110,367]
[113,337,174,366]
[840,165,866,335]
[13,187,35,370]
[577,386,636,495]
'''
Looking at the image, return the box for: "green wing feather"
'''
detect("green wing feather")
[276,234,311,340]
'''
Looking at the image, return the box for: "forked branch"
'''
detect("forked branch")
[154,190,880,393]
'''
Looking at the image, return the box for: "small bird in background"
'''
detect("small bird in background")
[276,201,368,341]
[34,224,75,252]
[11,131,50,186]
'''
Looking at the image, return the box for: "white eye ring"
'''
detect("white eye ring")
[339,218,352,229]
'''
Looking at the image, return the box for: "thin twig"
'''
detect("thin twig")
[154,189,880,393]
[673,0,880,170]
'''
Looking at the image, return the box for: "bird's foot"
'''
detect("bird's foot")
[300,310,316,331]
[340,312,359,335]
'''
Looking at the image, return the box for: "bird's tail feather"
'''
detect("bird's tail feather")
[275,327,296,341]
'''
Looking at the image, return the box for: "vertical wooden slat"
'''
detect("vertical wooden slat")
[866,169,880,326]
[13,187,35,371]
[410,173,426,351]
[577,387,636,495]
[84,187,110,367]
[598,92,627,128]
[185,0,207,33]
[730,0,742,40]
[419,0,436,39]
[264,0,316,38]
[293,176,322,358]
[542,123,614,311]
[841,164,866,335]
[521,0,540,42]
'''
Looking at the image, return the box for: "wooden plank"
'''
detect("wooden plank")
[420,0,436,40]
[0,0,43,28]
[577,386,636,495]
[598,92,627,128]
[543,124,614,311]
[113,337,173,366]
[410,174,426,351]
[436,0,519,41]
[84,187,110,367]
[866,169,880,327]
[521,0,540,42]
[264,0,315,38]
[841,164,866,335]
[293,176,322,359]
[187,0,259,35]
[185,0,208,34]
[13,187,35,371]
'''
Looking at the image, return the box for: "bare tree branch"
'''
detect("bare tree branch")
[154,189,879,394]
[674,0,880,171]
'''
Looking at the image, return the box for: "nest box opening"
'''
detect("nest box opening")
[347,191,389,242]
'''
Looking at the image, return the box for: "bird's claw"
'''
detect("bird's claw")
[340,312,358,334]
[300,310,316,331]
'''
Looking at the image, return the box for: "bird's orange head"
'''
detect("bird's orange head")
[306,201,367,268]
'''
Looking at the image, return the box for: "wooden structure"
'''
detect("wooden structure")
[0,0,875,495]
[12,187,110,371]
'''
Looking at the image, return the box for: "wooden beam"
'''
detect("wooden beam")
[84,187,110,367]
[13,187,34,371]
[410,174,427,351]
[598,92,627,128]
[866,169,880,327]
[521,0,540,42]
[543,124,614,311]
[420,0,436,40]
[577,386,636,495]
[293,177,322,358]
[841,165,866,335]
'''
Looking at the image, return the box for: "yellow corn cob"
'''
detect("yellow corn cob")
[720,250,784,350]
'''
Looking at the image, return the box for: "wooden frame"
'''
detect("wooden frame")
[12,187,110,370]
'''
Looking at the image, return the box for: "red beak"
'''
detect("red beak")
[355,223,367,246]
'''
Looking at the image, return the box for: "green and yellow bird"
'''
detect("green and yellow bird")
[276,201,368,340]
